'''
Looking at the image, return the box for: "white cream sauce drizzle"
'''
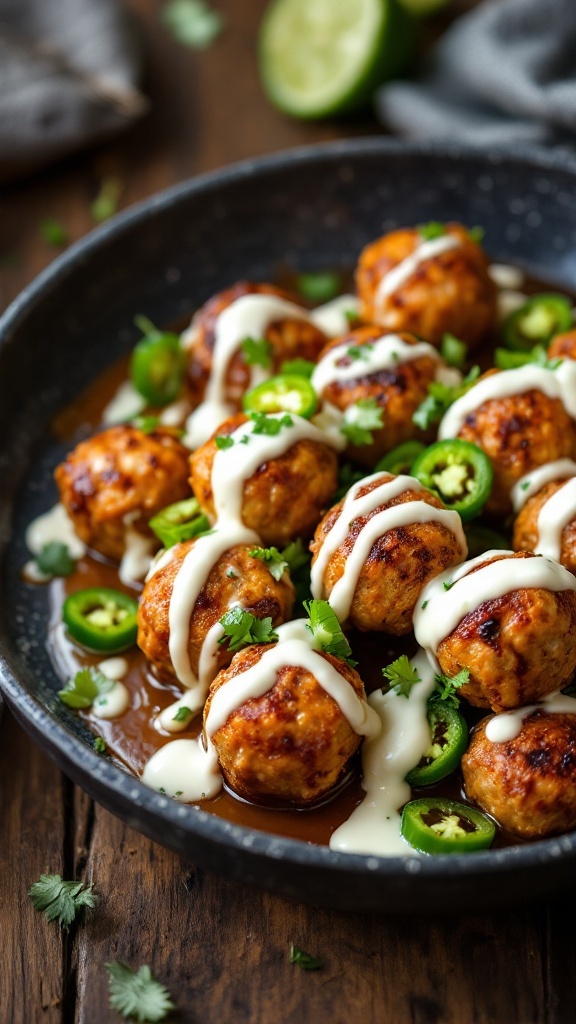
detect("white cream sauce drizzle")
[159,397,192,427]
[25,503,86,559]
[310,473,467,621]
[329,650,436,857]
[414,550,576,668]
[183,294,318,449]
[533,477,576,561]
[309,294,359,337]
[158,622,226,733]
[92,657,130,719]
[101,381,146,425]
[310,333,441,396]
[511,459,576,513]
[438,362,576,441]
[119,513,157,585]
[97,657,129,680]
[486,690,576,743]
[141,737,222,802]
[488,263,525,290]
[376,235,460,311]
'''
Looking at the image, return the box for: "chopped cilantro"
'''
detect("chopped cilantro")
[91,177,122,224]
[29,873,95,929]
[250,546,288,581]
[289,945,322,970]
[241,336,272,369]
[443,580,455,591]
[440,333,467,370]
[418,221,445,241]
[303,599,356,666]
[218,608,278,652]
[58,667,114,710]
[340,398,384,447]
[382,655,421,699]
[40,219,68,248]
[347,344,373,361]
[36,541,75,578]
[105,960,176,1022]
[215,434,235,450]
[413,366,480,431]
[249,411,293,435]
[172,706,192,722]
[296,271,341,304]
[421,600,429,610]
[94,736,107,754]
[161,0,223,49]
[431,668,470,707]
[520,481,530,491]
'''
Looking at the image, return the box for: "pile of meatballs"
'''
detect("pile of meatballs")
[54,221,576,847]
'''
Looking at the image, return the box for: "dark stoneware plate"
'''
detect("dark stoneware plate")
[2,139,576,914]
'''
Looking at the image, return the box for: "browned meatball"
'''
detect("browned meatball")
[513,478,576,574]
[189,413,338,546]
[313,327,439,466]
[184,281,328,409]
[355,224,496,349]
[454,373,576,516]
[204,643,365,805]
[137,540,294,684]
[462,711,576,839]
[548,329,576,362]
[436,552,576,711]
[311,474,466,635]
[55,425,191,561]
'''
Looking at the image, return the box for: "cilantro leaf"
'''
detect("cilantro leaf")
[382,655,421,699]
[58,668,114,710]
[40,219,68,248]
[215,435,235,450]
[91,177,122,224]
[94,736,107,754]
[340,398,384,447]
[249,411,293,436]
[132,415,161,434]
[347,344,373,361]
[241,336,272,369]
[150,497,210,548]
[172,706,192,722]
[161,0,223,50]
[440,333,467,370]
[303,599,356,666]
[36,541,75,578]
[105,961,175,1023]
[289,944,322,970]
[418,221,445,241]
[280,358,315,379]
[431,668,470,707]
[296,271,341,304]
[250,546,288,581]
[468,225,485,244]
[413,366,480,431]
[29,873,96,929]
[218,608,278,652]
[494,345,562,371]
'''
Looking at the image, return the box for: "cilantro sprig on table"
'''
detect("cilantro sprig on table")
[28,874,96,929]
[105,961,176,1022]
[289,944,322,970]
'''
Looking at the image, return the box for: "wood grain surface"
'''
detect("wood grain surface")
[2,1,576,1022]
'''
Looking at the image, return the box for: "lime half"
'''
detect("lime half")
[259,0,415,119]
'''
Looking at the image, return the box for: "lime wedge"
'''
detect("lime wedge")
[259,0,415,119]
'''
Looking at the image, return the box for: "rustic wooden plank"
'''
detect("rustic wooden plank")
[541,891,576,1024]
[0,713,66,1023]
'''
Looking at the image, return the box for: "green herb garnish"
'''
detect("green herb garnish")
[431,669,470,707]
[440,333,467,370]
[382,655,421,699]
[340,398,383,447]
[289,945,322,970]
[250,546,288,581]
[36,541,75,578]
[29,873,96,929]
[303,599,356,666]
[413,366,481,431]
[58,667,114,710]
[105,961,176,1022]
[218,608,278,652]
[215,434,235,450]
[241,336,273,369]
[172,706,192,722]
[91,177,122,224]
[94,736,107,754]
[296,271,341,304]
[249,411,293,435]
[418,221,445,241]
[132,415,161,434]
[468,225,485,244]
[40,219,68,248]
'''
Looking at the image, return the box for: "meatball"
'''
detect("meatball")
[310,473,467,635]
[433,552,576,711]
[513,478,576,574]
[203,643,365,805]
[355,224,496,349]
[451,373,576,516]
[55,425,191,561]
[462,711,576,839]
[183,281,328,409]
[312,327,440,466]
[548,329,576,362]
[189,413,339,546]
[137,539,294,684]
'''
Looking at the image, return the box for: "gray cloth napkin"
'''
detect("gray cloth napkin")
[0,0,147,183]
[376,0,576,148]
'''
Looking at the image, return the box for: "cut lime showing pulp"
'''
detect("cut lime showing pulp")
[259,0,415,119]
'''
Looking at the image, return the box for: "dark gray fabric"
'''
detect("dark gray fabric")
[376,0,576,148]
[0,0,147,183]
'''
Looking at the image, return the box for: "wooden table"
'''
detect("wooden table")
[2,2,576,1021]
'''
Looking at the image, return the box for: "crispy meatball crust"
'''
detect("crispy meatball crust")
[184,281,328,408]
[311,474,466,635]
[137,540,294,684]
[355,224,496,349]
[462,711,576,839]
[315,327,438,465]
[548,330,576,362]
[55,425,191,561]
[455,373,576,516]
[204,644,365,806]
[513,479,576,574]
[189,413,339,546]
[436,552,576,712]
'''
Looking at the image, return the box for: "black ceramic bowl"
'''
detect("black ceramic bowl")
[3,139,576,915]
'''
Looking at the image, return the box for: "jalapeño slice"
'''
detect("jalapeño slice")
[63,587,138,653]
[411,439,493,521]
[149,498,209,549]
[401,797,496,855]
[375,440,425,477]
[243,373,318,419]
[502,293,572,352]
[131,316,186,406]
[406,702,468,787]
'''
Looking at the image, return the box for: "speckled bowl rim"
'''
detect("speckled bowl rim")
[2,137,576,893]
